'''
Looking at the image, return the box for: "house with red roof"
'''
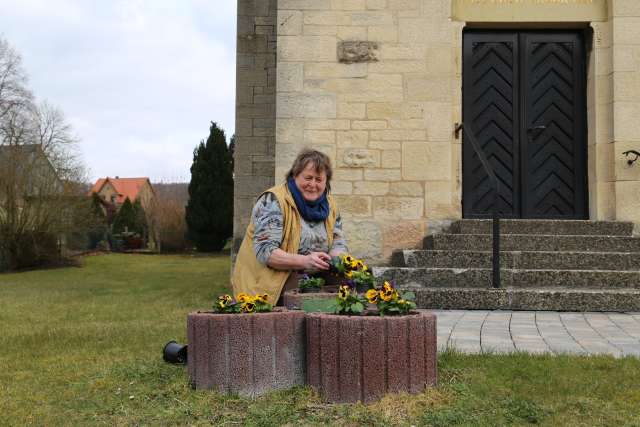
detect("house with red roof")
[88,176,156,212]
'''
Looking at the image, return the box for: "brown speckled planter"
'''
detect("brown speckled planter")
[187,309,305,397]
[283,288,337,311]
[306,310,437,403]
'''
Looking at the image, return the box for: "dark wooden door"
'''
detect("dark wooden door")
[462,30,588,219]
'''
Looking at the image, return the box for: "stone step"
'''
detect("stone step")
[397,250,640,271]
[406,287,640,312]
[424,234,640,253]
[450,219,635,236]
[374,267,640,289]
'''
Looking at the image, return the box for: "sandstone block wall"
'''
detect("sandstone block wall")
[610,0,640,223]
[233,0,640,264]
[234,0,278,256]
[276,0,460,263]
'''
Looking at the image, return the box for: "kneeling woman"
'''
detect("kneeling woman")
[232,149,348,304]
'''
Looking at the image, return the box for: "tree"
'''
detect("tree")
[112,197,136,234]
[0,37,89,270]
[185,122,233,251]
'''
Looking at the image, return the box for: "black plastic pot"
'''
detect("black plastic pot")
[163,340,188,364]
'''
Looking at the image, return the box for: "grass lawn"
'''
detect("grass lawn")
[1,253,640,426]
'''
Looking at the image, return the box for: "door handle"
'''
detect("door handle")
[527,125,546,133]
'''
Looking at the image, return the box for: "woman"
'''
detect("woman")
[232,149,348,304]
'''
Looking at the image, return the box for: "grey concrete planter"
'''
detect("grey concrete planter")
[187,309,306,397]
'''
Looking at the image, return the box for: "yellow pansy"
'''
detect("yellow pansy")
[218,294,232,307]
[237,293,252,303]
[255,293,269,303]
[365,289,379,304]
[241,301,256,313]
[338,285,350,300]
[345,270,353,278]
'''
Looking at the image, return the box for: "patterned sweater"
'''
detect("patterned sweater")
[251,192,349,264]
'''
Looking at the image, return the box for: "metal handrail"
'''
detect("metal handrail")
[461,122,501,289]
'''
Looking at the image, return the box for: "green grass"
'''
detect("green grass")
[1,254,640,426]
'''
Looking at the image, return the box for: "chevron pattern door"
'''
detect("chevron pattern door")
[462,31,587,219]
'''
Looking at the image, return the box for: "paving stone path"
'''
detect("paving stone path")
[434,310,640,357]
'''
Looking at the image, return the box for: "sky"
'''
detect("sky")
[0,0,237,183]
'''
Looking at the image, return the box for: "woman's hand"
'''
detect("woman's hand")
[266,249,331,271]
[302,251,331,271]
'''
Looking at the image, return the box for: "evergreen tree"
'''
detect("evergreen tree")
[132,198,148,237]
[185,122,234,251]
[112,197,137,234]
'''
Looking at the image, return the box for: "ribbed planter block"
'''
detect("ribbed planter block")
[187,309,306,397]
[306,310,437,403]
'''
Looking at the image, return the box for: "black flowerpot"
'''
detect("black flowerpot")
[163,341,187,364]
[300,287,322,294]
[355,284,371,294]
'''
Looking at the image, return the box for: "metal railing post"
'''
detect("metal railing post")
[462,123,501,289]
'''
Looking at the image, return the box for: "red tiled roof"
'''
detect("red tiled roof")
[88,177,151,204]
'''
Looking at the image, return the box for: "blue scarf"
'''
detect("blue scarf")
[287,177,330,222]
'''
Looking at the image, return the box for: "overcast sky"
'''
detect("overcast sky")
[0,0,237,183]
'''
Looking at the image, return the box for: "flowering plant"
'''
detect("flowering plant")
[330,254,374,291]
[365,281,416,316]
[213,293,272,314]
[298,274,325,292]
[334,284,367,315]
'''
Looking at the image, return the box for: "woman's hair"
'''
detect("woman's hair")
[286,148,333,187]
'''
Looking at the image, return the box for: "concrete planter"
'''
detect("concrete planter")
[306,311,437,403]
[187,309,305,397]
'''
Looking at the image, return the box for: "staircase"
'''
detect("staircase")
[375,220,640,312]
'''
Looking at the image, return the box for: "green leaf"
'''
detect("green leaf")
[352,302,364,313]
[403,291,416,301]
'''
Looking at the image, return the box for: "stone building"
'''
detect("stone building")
[234,0,640,264]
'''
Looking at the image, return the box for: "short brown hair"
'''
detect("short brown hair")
[286,148,333,188]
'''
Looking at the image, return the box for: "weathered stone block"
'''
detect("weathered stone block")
[402,142,451,181]
[306,312,437,403]
[306,119,351,130]
[305,62,368,79]
[187,310,306,396]
[344,219,383,260]
[280,0,332,10]
[373,196,423,219]
[278,36,337,62]
[304,130,336,145]
[337,130,369,147]
[277,93,337,118]
[351,11,394,26]
[354,181,390,195]
[334,195,373,217]
[277,62,304,92]
[381,150,401,168]
[616,180,640,222]
[337,102,366,119]
[389,181,423,196]
[381,220,426,261]
[337,41,379,63]
[340,148,380,167]
[365,168,402,181]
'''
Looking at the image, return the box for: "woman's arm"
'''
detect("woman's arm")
[267,249,330,271]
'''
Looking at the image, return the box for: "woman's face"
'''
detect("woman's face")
[294,163,327,202]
